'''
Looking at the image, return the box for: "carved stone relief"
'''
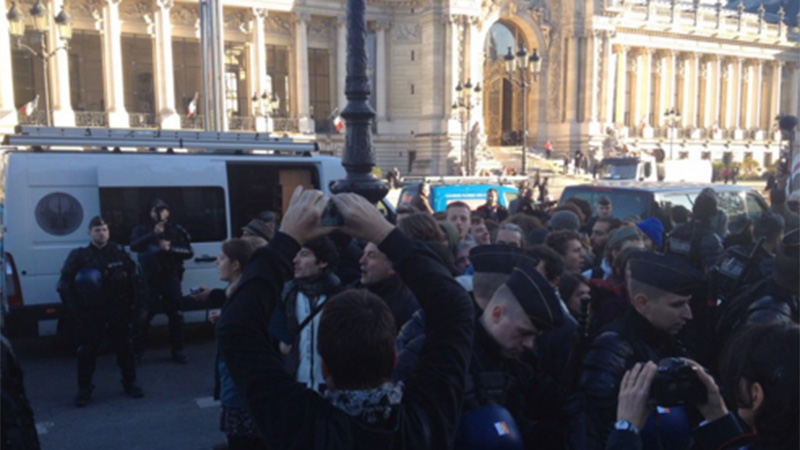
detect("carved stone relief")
[71,0,105,19]
[393,23,421,43]
[265,13,292,37]
[120,0,152,21]
[170,4,198,27]
[308,16,333,41]
[223,9,249,32]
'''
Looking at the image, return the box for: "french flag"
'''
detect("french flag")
[18,94,39,117]
[187,92,199,118]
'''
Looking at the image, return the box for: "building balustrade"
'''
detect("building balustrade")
[180,115,204,130]
[75,112,108,128]
[18,111,47,126]
[129,113,157,129]
[228,116,256,131]
[272,118,300,133]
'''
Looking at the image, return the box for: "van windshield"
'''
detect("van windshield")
[560,187,652,219]
[599,163,638,180]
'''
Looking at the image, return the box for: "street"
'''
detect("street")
[12,324,224,450]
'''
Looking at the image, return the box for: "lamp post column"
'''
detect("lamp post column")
[48,0,74,126]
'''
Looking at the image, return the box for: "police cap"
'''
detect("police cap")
[628,252,704,296]
[504,263,564,331]
[470,245,537,274]
[88,216,107,228]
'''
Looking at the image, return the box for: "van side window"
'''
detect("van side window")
[99,187,227,245]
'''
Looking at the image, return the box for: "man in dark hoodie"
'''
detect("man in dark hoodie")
[216,188,474,449]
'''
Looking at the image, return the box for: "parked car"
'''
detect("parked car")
[558,183,769,231]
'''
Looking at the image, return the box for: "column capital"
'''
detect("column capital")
[294,11,311,24]
[252,8,268,20]
[614,44,628,54]
[156,0,174,10]
[105,0,122,7]
[371,19,391,31]
[336,13,347,27]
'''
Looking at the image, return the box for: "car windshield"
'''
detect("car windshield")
[560,187,651,219]
[599,163,638,180]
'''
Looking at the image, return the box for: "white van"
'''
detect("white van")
[0,148,347,338]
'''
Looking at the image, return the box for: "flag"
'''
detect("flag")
[18,95,39,117]
[187,92,199,118]
[329,107,344,133]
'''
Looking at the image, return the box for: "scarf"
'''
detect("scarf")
[283,271,341,302]
[323,381,404,425]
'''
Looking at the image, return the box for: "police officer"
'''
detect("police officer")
[457,259,567,449]
[579,252,704,449]
[130,199,193,364]
[56,216,145,407]
[666,190,724,272]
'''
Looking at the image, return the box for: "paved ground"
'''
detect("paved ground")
[12,324,225,450]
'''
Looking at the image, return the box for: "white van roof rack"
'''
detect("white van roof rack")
[3,126,319,154]
[401,175,528,186]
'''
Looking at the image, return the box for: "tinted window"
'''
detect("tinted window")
[745,192,766,218]
[99,187,227,245]
[560,187,651,219]
[717,192,746,218]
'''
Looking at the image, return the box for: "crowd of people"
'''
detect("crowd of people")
[3,177,799,450]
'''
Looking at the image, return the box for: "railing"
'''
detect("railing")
[272,118,300,133]
[129,113,157,129]
[228,116,255,131]
[180,115,204,130]
[75,111,108,128]
[17,111,47,126]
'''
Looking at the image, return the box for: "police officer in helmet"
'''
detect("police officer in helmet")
[130,199,193,364]
[56,216,146,407]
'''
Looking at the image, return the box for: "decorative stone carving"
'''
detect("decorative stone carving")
[309,16,333,40]
[170,4,198,27]
[71,0,105,19]
[224,9,249,32]
[120,1,152,21]
[393,23,421,43]
[265,14,292,37]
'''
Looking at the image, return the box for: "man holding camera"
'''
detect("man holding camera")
[130,199,194,364]
[579,251,704,450]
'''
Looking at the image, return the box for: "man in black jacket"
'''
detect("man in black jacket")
[129,199,193,364]
[57,216,146,406]
[216,188,474,449]
[579,252,704,449]
[357,241,420,331]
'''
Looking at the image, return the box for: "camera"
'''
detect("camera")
[649,358,707,406]
[320,200,345,227]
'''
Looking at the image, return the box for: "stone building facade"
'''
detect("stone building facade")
[1,0,798,175]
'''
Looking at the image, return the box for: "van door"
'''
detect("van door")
[97,159,229,318]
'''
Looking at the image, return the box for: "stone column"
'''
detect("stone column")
[0,4,17,133]
[564,33,577,122]
[48,0,74,126]
[336,14,347,112]
[602,31,615,125]
[771,61,782,119]
[153,0,179,129]
[702,57,714,127]
[679,56,691,127]
[447,15,461,131]
[614,45,628,126]
[633,49,652,131]
[375,20,389,126]
[294,12,312,133]
[101,0,128,127]
[753,60,763,132]
[251,9,271,131]
[734,57,743,132]
[789,63,800,119]
[724,59,736,128]
[713,56,722,132]
[690,53,700,131]
[658,52,670,126]
[589,31,600,124]
[743,62,755,130]
[468,17,482,90]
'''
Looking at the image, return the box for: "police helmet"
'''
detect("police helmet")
[74,268,103,299]
[455,404,524,450]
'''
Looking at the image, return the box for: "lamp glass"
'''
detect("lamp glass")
[530,50,541,73]
[30,0,48,32]
[55,9,72,40]
[504,47,515,73]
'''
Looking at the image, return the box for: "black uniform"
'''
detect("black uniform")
[1,334,41,450]
[56,241,145,393]
[666,219,724,272]
[130,219,193,358]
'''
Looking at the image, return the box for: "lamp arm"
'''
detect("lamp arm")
[44,43,70,59]
[14,40,39,57]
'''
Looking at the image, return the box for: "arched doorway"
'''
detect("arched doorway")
[484,20,530,147]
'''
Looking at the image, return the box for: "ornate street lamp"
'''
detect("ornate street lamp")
[328,0,388,203]
[7,1,73,127]
[505,45,541,174]
[664,107,681,160]
[452,79,481,176]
